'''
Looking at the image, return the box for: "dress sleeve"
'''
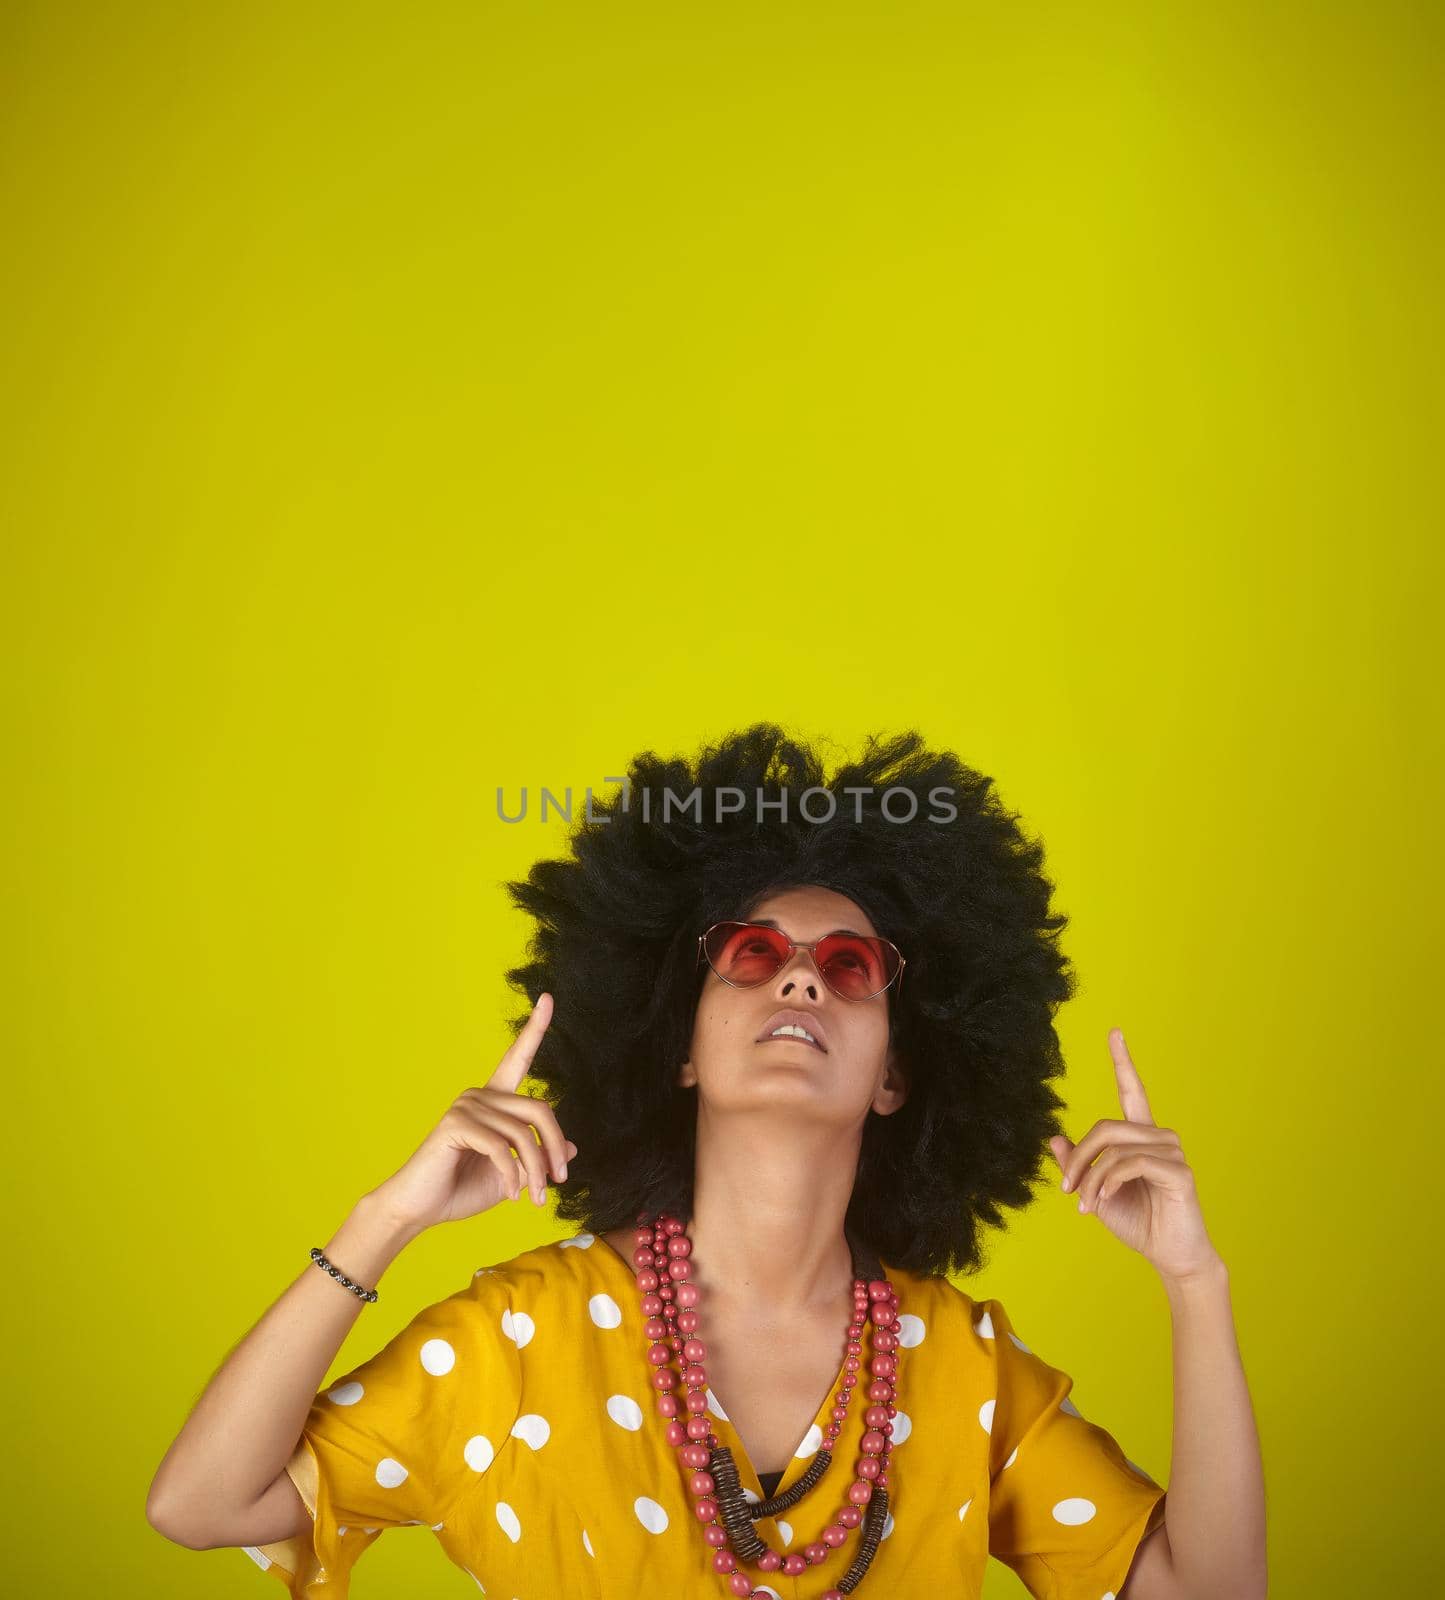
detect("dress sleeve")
[979,1296,1168,1600]
[244,1266,523,1598]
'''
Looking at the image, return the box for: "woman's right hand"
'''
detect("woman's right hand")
[364,993,576,1234]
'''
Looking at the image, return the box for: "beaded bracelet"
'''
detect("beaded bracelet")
[309,1246,379,1303]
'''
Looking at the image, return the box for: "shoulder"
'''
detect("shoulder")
[376,1235,603,1371]
[883,1261,1006,1342]
[882,1265,1053,1386]
[453,1230,641,1381]
[466,1229,621,1317]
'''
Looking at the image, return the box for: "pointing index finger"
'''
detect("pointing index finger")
[491,992,555,1093]
[1109,1025,1155,1125]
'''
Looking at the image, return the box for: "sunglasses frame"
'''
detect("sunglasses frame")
[696,919,906,1002]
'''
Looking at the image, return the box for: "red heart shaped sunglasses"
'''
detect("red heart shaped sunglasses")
[697,920,906,1002]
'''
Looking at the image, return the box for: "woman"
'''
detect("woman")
[147,724,1267,1598]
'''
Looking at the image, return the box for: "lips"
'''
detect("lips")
[755,1007,829,1053]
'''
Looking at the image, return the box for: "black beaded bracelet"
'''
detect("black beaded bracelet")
[309,1246,379,1303]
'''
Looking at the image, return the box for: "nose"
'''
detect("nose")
[771,945,823,1001]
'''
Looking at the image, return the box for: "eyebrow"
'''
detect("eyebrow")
[751,917,872,939]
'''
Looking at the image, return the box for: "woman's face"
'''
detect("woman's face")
[678,884,906,1124]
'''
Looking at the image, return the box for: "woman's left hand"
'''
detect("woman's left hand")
[1048,1028,1222,1284]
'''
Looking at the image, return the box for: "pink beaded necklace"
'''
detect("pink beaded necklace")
[629,1211,902,1597]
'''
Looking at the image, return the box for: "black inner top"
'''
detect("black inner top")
[756,1467,785,1498]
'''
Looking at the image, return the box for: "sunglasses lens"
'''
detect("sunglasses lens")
[703,923,901,999]
[817,934,898,1000]
[704,923,789,986]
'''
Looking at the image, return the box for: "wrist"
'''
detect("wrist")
[1161,1252,1230,1306]
[337,1193,425,1270]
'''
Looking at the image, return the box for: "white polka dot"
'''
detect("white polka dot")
[1008,1330,1031,1353]
[794,1423,823,1459]
[501,1308,535,1348]
[705,1386,729,1420]
[894,1312,927,1348]
[979,1398,995,1434]
[755,1587,782,1599]
[882,1509,895,1539]
[1004,1445,1018,1469]
[889,1410,912,1447]
[337,1527,348,1537]
[420,1338,456,1375]
[607,1394,644,1430]
[973,1311,995,1339]
[1103,1592,1117,1599]
[328,1381,364,1405]
[776,1519,793,1547]
[589,1292,623,1329]
[634,1495,669,1534]
[957,1498,973,1521]
[511,1413,551,1450]
[463,1435,495,1473]
[742,1487,760,1506]
[463,1567,485,1590]
[495,1501,522,1541]
[241,1547,273,1570]
[582,1527,594,1556]
[1051,1496,1098,1526]
[559,1231,595,1249]
[431,1521,443,1531]
[1061,1396,1082,1418]
[375,1458,408,1489]
[363,1527,378,1534]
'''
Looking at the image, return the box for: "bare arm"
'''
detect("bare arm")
[1121,1259,1268,1600]
[1055,1032,1268,1600]
[145,1195,421,1549]
[145,992,570,1553]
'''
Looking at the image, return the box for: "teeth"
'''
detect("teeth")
[769,1025,817,1045]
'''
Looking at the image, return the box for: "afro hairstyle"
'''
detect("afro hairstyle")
[501,722,1078,1279]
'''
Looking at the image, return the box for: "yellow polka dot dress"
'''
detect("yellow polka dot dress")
[246,1232,1167,1598]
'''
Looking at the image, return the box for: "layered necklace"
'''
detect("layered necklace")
[627,1211,901,1597]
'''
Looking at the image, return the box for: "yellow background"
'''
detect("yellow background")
[3,2,1439,1594]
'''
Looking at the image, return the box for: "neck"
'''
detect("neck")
[681,1104,864,1318]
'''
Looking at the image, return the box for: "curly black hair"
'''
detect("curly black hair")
[501,723,1078,1279]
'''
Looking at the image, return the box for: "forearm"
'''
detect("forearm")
[1160,1257,1267,1600]
[146,1194,420,1534]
